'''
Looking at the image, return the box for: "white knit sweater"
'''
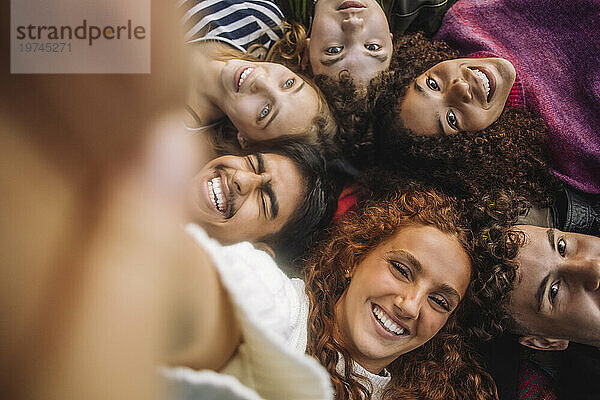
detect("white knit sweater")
[163,224,391,400]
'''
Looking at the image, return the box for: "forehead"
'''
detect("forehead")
[377,225,471,292]
[399,82,443,135]
[515,225,554,277]
[511,225,555,311]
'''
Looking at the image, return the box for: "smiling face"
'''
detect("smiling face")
[334,225,471,373]
[219,60,319,142]
[187,152,304,244]
[308,0,393,83]
[510,225,600,348]
[400,58,516,136]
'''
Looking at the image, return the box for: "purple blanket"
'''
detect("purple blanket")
[434,0,600,194]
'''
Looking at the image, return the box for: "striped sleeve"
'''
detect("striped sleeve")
[177,0,284,53]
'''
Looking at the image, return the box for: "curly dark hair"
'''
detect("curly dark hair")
[317,32,561,205]
[303,187,508,400]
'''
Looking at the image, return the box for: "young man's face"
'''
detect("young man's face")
[186,153,304,245]
[308,0,393,83]
[510,225,600,349]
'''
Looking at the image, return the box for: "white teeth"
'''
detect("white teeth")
[372,305,406,336]
[472,68,490,99]
[238,67,254,89]
[208,177,226,213]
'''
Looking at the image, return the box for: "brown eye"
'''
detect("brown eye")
[426,76,439,91]
[549,281,560,303]
[365,43,381,51]
[390,261,410,279]
[326,46,343,54]
[557,237,566,256]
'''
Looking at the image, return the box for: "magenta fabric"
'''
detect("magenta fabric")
[434,0,600,194]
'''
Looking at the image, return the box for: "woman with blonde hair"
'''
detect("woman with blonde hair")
[178,0,337,160]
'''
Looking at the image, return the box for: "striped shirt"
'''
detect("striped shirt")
[177,0,285,53]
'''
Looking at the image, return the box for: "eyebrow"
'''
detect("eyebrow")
[256,153,279,219]
[388,249,461,302]
[546,228,556,252]
[414,82,445,135]
[293,79,305,94]
[264,107,280,130]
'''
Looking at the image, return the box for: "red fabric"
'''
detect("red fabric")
[516,360,558,400]
[334,184,359,220]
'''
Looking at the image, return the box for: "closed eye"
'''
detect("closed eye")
[390,260,411,280]
[429,295,451,312]
[260,192,267,217]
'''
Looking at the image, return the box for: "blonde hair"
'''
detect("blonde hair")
[264,21,310,73]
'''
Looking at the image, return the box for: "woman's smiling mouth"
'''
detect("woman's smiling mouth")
[234,66,255,92]
[468,66,496,104]
[371,303,410,336]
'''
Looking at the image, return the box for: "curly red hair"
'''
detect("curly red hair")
[303,188,499,400]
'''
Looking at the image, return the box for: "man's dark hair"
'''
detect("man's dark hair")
[248,141,337,267]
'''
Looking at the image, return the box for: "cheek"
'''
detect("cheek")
[420,312,450,339]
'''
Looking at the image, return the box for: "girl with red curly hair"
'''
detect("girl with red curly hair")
[162,187,507,400]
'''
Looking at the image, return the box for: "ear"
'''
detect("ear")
[389,32,393,41]
[253,242,275,259]
[301,38,311,71]
[518,335,570,351]
[236,132,248,149]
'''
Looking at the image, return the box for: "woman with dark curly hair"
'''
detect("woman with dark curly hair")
[162,187,512,400]
[319,31,561,206]
[337,0,600,196]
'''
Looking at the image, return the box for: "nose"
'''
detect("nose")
[568,258,600,291]
[250,69,273,94]
[447,77,472,103]
[232,169,271,196]
[341,16,364,32]
[393,288,424,320]
[568,234,600,291]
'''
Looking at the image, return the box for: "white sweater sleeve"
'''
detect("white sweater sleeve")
[163,224,332,400]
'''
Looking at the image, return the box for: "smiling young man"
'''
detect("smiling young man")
[305,0,394,83]
[186,141,335,265]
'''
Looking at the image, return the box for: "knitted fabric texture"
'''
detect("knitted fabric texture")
[434,0,600,194]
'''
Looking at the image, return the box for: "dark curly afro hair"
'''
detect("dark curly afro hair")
[316,32,561,207]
